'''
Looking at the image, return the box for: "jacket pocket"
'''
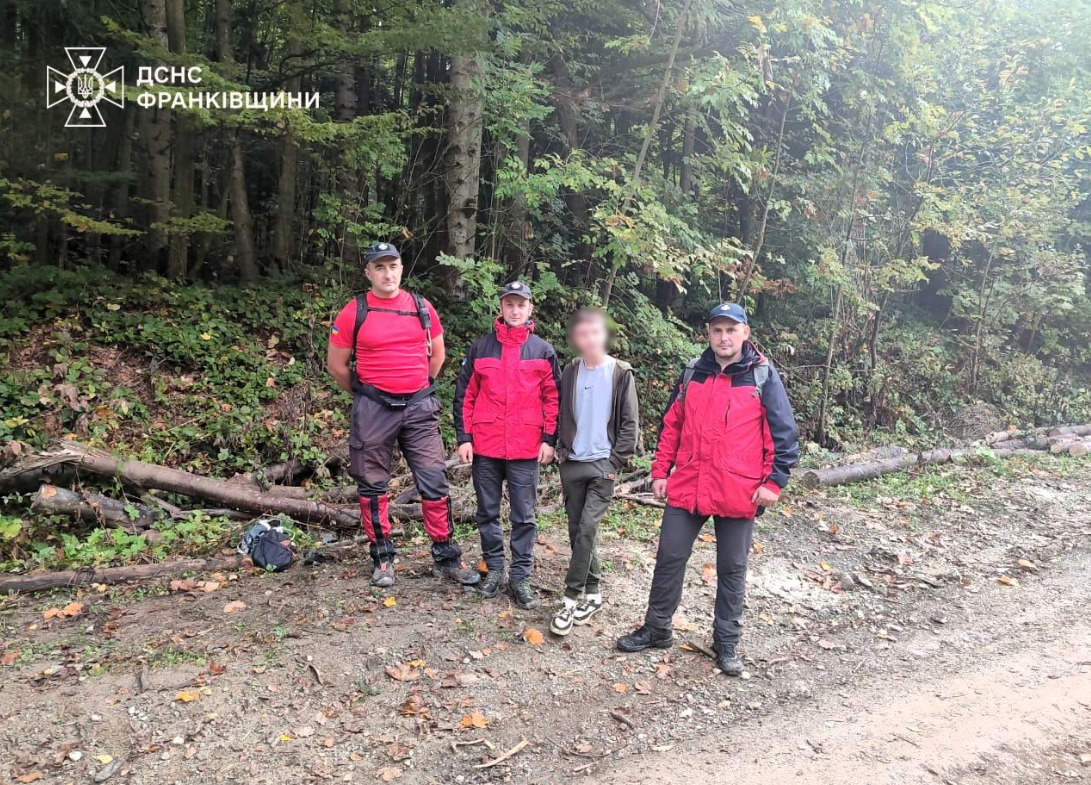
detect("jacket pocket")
[720,449,764,478]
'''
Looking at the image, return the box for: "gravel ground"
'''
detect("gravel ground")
[1,455,1089,785]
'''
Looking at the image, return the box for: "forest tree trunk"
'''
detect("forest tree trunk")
[214,0,259,282]
[166,0,193,280]
[444,52,484,286]
[271,9,303,273]
[139,0,172,271]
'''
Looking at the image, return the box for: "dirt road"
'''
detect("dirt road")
[591,553,1091,785]
[2,457,1089,784]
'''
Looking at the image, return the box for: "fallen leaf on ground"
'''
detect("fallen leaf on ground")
[377,767,403,782]
[223,600,246,614]
[701,562,716,586]
[16,772,44,783]
[997,575,1019,586]
[459,712,489,729]
[95,754,113,764]
[384,663,420,682]
[634,681,652,694]
[383,596,397,608]
[613,682,629,693]
[1017,559,1037,572]
[522,627,544,646]
[174,689,202,703]
[752,541,764,554]
[42,601,83,620]
[1,650,19,666]
[655,663,672,679]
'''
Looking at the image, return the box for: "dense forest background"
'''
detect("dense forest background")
[1,0,1090,477]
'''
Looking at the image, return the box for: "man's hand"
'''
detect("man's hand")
[752,485,780,507]
[538,443,555,465]
[457,442,474,464]
[652,478,668,500]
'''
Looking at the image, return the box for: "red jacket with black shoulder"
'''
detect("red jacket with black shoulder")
[453,319,561,460]
[652,341,800,518]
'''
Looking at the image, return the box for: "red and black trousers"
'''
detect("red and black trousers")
[349,389,461,565]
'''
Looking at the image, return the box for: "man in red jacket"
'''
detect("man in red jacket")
[327,242,479,589]
[453,281,561,608]
[617,303,799,675]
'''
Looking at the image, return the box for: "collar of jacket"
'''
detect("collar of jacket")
[698,339,764,376]
[494,317,534,346]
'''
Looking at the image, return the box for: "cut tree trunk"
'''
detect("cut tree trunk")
[32,484,157,532]
[39,441,359,527]
[0,555,251,595]
[800,455,919,490]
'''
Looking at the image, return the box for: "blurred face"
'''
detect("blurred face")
[570,316,608,361]
[708,318,750,363]
[500,295,533,326]
[365,256,403,296]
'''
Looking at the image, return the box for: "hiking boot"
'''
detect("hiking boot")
[572,594,602,626]
[432,559,481,585]
[616,624,673,653]
[550,598,578,636]
[714,642,743,677]
[371,562,395,588]
[506,578,539,609]
[477,569,505,598]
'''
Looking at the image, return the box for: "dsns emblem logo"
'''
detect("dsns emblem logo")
[46,47,124,128]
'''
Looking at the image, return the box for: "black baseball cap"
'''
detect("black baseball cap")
[707,303,748,324]
[499,281,533,301]
[364,242,401,264]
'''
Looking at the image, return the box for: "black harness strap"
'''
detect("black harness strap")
[348,291,434,396]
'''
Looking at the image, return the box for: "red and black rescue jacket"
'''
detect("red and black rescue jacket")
[453,319,561,460]
[652,341,799,518]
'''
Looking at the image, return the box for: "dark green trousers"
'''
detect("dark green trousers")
[559,458,616,599]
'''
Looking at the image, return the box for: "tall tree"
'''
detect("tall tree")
[139,0,172,270]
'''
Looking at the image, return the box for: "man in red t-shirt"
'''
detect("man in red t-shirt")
[327,242,479,588]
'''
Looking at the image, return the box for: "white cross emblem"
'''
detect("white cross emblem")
[46,47,124,128]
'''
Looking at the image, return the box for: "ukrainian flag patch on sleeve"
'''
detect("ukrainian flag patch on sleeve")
[330,325,340,336]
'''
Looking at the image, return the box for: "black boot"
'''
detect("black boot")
[506,578,539,609]
[616,624,673,653]
[477,569,505,598]
[715,642,743,676]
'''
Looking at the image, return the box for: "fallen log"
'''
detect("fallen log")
[0,555,252,595]
[1047,424,1091,438]
[616,492,666,508]
[37,440,359,528]
[1067,439,1091,457]
[800,454,919,490]
[988,447,1038,459]
[32,484,157,532]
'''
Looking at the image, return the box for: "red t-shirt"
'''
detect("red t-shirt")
[329,290,443,395]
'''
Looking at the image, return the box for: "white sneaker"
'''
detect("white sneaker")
[550,597,578,636]
[573,594,602,625]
